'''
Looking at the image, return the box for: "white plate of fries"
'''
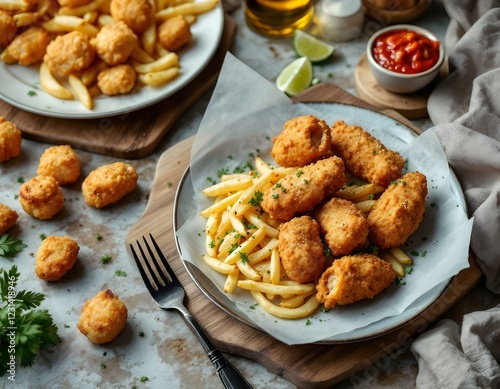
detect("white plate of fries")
[0,0,224,118]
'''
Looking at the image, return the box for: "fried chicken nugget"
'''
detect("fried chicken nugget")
[158,15,192,52]
[93,21,138,65]
[0,203,18,235]
[37,145,81,186]
[271,115,332,167]
[82,161,138,208]
[316,254,395,309]
[330,120,404,187]
[110,0,154,34]
[278,216,326,283]
[262,156,345,221]
[97,64,136,95]
[367,171,427,250]
[19,175,64,220]
[314,197,369,257]
[0,10,17,48]
[77,289,128,344]
[0,117,22,163]
[35,236,80,281]
[5,27,50,66]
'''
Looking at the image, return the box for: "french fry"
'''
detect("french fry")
[156,0,219,21]
[224,226,267,264]
[58,0,105,16]
[280,291,314,309]
[250,291,321,319]
[245,210,279,239]
[379,250,405,277]
[269,248,280,284]
[0,0,31,12]
[355,199,377,213]
[155,42,171,58]
[202,255,236,275]
[247,238,278,265]
[45,15,100,36]
[13,0,52,27]
[137,67,179,87]
[237,279,315,296]
[202,175,253,197]
[199,190,244,217]
[224,268,239,293]
[68,74,93,109]
[334,183,385,201]
[97,13,114,27]
[39,63,74,100]
[389,247,413,265]
[81,60,107,86]
[235,260,261,281]
[142,23,157,55]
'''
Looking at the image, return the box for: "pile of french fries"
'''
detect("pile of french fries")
[0,0,219,109]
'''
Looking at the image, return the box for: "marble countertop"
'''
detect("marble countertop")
[1,1,500,388]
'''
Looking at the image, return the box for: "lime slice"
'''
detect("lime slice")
[276,56,313,97]
[293,29,335,63]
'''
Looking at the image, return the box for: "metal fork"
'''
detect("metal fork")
[129,233,252,389]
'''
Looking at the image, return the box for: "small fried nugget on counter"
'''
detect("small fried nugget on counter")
[278,216,326,283]
[77,289,128,344]
[316,254,395,309]
[0,203,18,235]
[19,175,64,220]
[330,120,404,187]
[35,236,80,281]
[314,197,369,257]
[271,115,332,167]
[262,156,345,221]
[0,117,22,163]
[82,161,138,208]
[37,145,81,186]
[367,171,427,250]
[158,15,192,52]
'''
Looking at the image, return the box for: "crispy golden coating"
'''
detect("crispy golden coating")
[110,0,154,34]
[82,161,138,208]
[0,10,17,48]
[367,171,427,249]
[19,175,64,220]
[57,0,92,7]
[316,254,395,309]
[0,203,18,235]
[314,197,369,257]
[330,120,405,187]
[262,156,345,221]
[278,216,326,283]
[44,31,95,76]
[271,115,332,167]
[77,289,128,344]
[93,21,138,65]
[158,15,192,52]
[6,27,50,66]
[35,236,80,281]
[0,117,22,162]
[37,145,81,186]
[97,64,136,95]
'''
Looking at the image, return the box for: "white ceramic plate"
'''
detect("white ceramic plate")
[0,2,224,119]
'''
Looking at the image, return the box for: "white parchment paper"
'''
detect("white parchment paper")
[175,53,473,345]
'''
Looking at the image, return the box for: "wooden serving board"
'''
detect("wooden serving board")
[0,16,236,160]
[125,82,482,388]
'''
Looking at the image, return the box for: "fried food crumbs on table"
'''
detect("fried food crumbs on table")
[37,145,81,186]
[19,175,64,220]
[0,203,19,235]
[158,15,192,52]
[35,235,80,281]
[0,116,22,162]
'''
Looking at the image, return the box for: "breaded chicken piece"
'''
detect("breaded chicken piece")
[19,175,64,220]
[35,236,80,281]
[77,289,128,344]
[278,216,326,283]
[271,115,332,167]
[0,117,22,162]
[0,203,18,235]
[82,161,138,208]
[367,171,427,249]
[110,0,154,34]
[262,156,345,221]
[314,197,369,257]
[158,15,192,52]
[93,21,138,65]
[330,120,404,187]
[5,27,50,66]
[97,64,136,95]
[316,254,395,309]
[0,10,17,48]
[44,31,95,76]
[37,145,81,186]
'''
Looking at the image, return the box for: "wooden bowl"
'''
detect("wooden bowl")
[363,0,432,24]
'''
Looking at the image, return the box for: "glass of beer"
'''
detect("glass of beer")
[245,0,314,38]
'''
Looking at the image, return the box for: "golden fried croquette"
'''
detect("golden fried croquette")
[316,254,395,309]
[367,171,427,250]
[57,0,92,7]
[77,289,128,344]
[19,175,64,220]
[37,145,81,186]
[44,31,95,76]
[82,161,138,208]
[35,236,80,281]
[158,15,192,52]
[0,10,17,48]
[0,117,22,162]
[271,115,332,167]
[262,156,345,221]
[93,21,138,65]
[5,27,50,66]
[110,0,154,34]
[0,203,18,235]
[97,64,137,95]
[314,197,369,257]
[278,216,326,283]
[330,121,405,187]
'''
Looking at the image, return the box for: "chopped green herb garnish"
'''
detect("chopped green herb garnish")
[305,319,312,326]
[167,181,173,187]
[100,363,107,370]
[115,270,127,277]
[248,190,263,206]
[295,170,304,177]
[140,376,149,383]
[17,177,24,183]
[272,193,279,199]
[100,254,112,264]
[40,233,47,241]
[28,90,37,97]
[96,233,103,241]
[240,252,249,264]
[0,234,27,258]
[139,331,145,337]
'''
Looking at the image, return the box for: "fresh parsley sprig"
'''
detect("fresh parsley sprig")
[0,234,27,258]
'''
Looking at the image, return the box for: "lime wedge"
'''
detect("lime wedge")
[276,56,313,97]
[293,29,335,63]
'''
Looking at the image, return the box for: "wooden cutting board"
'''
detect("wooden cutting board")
[125,82,482,388]
[0,15,236,160]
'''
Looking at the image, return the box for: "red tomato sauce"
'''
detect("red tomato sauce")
[372,29,441,74]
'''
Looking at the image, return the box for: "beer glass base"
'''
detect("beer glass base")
[245,6,314,38]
